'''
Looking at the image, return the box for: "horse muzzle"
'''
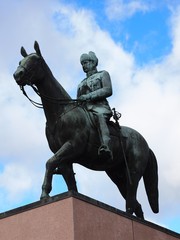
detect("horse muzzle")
[13,68,26,86]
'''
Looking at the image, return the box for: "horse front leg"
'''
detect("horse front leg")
[40,141,77,199]
[40,155,58,199]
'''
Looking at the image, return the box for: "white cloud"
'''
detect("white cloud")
[0,164,32,199]
[105,0,152,21]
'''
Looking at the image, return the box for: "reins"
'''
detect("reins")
[20,85,43,108]
[20,84,80,109]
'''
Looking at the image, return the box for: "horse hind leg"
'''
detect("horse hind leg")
[134,202,144,219]
[54,162,78,192]
[126,170,144,219]
[106,168,144,219]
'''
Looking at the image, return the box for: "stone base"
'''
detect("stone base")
[0,191,179,240]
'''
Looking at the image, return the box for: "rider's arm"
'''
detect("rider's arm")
[78,71,112,101]
[90,70,112,100]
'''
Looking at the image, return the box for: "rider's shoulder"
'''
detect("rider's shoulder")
[97,70,110,79]
[98,70,110,75]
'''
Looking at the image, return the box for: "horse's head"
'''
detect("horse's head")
[13,41,44,87]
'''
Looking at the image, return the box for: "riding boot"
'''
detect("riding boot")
[96,114,113,161]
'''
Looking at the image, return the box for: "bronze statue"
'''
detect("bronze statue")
[13,41,159,219]
[78,51,113,161]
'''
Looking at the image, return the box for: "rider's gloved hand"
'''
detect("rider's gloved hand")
[78,94,91,101]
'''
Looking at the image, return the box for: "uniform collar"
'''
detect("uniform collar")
[86,69,97,78]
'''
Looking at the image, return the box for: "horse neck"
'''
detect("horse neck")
[36,68,71,127]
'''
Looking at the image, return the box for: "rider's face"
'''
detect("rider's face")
[81,60,95,73]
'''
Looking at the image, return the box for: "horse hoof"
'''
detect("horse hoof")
[137,215,145,220]
[40,193,50,200]
[126,208,133,216]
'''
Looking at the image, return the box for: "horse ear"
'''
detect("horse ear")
[21,47,28,57]
[34,41,42,57]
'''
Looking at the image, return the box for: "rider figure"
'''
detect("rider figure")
[77,51,113,161]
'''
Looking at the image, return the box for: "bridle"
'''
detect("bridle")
[19,56,80,109]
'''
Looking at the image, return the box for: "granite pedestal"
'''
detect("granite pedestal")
[0,191,179,240]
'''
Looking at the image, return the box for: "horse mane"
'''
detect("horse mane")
[39,55,72,100]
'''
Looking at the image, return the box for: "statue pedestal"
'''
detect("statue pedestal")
[0,191,179,240]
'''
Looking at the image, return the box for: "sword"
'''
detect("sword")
[112,108,132,185]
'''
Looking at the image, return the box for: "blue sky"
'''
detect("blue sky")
[62,0,172,64]
[0,0,180,234]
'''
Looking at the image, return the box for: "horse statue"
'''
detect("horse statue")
[13,41,159,219]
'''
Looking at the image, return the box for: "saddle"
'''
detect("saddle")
[82,107,123,138]
[108,121,121,137]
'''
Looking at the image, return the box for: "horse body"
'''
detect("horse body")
[13,41,159,219]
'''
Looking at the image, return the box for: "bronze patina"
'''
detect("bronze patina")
[13,41,159,219]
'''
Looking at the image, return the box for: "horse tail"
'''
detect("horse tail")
[143,148,159,213]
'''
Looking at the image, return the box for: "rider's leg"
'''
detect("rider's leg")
[96,113,113,161]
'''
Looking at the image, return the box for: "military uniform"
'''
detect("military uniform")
[77,70,112,119]
[77,69,113,160]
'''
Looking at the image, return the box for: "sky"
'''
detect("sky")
[0,0,180,234]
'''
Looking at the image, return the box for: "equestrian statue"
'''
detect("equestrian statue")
[13,41,159,219]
